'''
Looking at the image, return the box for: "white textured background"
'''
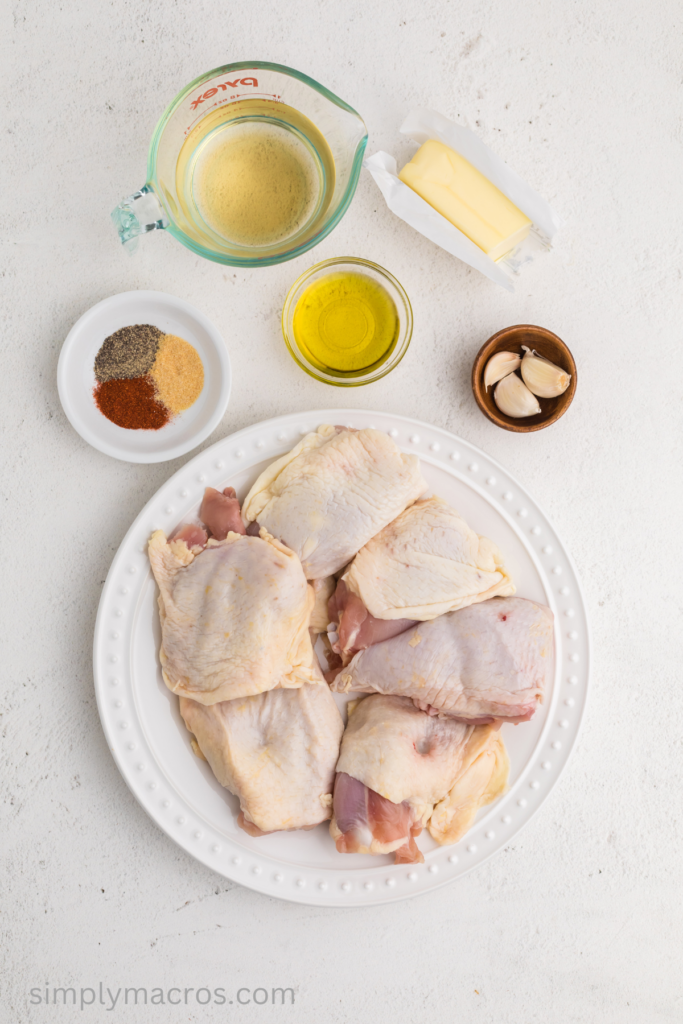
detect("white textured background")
[2,0,682,1021]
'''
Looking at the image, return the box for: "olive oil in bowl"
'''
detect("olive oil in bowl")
[282,258,413,387]
[293,272,399,376]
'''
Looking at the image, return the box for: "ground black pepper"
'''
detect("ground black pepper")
[94,324,164,382]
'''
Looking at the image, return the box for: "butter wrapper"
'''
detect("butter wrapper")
[364,109,563,291]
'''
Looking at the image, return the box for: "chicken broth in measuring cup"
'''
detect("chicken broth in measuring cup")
[176,98,335,251]
[112,63,367,265]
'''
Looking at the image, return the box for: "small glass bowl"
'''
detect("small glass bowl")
[281,257,413,386]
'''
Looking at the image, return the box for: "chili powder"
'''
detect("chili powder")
[94,375,171,430]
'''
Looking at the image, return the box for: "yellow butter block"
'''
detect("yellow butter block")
[398,139,532,261]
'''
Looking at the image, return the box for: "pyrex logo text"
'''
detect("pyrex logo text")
[191,78,258,109]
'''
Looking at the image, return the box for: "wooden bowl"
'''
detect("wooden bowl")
[471,325,577,433]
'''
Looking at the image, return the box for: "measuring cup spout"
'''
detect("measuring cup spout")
[111,185,168,253]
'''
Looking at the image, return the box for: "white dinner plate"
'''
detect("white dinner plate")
[93,410,590,906]
[58,290,231,463]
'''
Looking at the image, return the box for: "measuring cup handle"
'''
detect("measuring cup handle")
[111,185,168,253]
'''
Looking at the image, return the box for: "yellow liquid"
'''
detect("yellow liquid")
[175,99,335,250]
[293,272,400,376]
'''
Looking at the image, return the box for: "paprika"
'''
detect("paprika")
[94,375,171,430]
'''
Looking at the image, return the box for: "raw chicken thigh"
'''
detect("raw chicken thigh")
[149,421,550,865]
[331,695,508,863]
[148,527,317,704]
[198,486,245,539]
[241,425,427,579]
[327,581,416,663]
[329,496,515,660]
[330,596,553,723]
[180,681,343,835]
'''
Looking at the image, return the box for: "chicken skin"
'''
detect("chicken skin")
[330,496,515,660]
[241,425,427,579]
[181,681,344,836]
[330,596,553,723]
[148,527,317,704]
[309,576,336,635]
[330,695,509,863]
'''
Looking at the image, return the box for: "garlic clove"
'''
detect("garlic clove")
[520,347,571,398]
[484,350,522,390]
[493,372,542,418]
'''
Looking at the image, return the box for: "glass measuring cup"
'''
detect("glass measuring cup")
[112,62,368,268]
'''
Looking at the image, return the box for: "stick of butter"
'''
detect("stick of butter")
[398,139,532,262]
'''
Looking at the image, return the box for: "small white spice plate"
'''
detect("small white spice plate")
[93,409,589,906]
[57,290,231,463]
